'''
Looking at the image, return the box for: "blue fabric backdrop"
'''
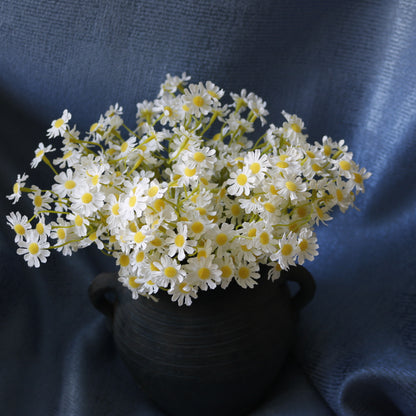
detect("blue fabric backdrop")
[1,0,415,415]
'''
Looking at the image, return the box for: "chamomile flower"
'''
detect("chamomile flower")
[276,173,309,203]
[168,282,198,306]
[296,228,319,265]
[7,173,28,204]
[183,82,212,118]
[52,169,79,197]
[165,223,196,261]
[31,142,55,169]
[351,167,371,194]
[16,229,50,268]
[28,188,53,214]
[34,216,52,238]
[6,211,31,242]
[244,149,271,178]
[226,167,256,196]
[271,231,298,270]
[152,255,185,287]
[118,273,143,300]
[234,258,260,289]
[47,109,71,139]
[215,255,235,289]
[186,255,222,291]
[71,185,105,217]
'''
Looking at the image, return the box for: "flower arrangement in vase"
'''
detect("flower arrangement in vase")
[6,73,370,415]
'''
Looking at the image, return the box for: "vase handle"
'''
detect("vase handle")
[284,265,316,310]
[88,272,118,324]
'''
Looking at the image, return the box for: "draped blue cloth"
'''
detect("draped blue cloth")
[1,0,415,414]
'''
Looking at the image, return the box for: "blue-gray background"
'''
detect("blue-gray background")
[1,1,415,415]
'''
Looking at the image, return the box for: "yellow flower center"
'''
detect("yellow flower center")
[63,151,72,160]
[34,195,43,207]
[193,152,205,163]
[250,162,261,174]
[75,215,83,227]
[90,122,98,133]
[151,237,162,247]
[129,196,137,207]
[299,239,309,251]
[276,161,289,169]
[281,244,293,256]
[216,233,228,246]
[191,222,204,234]
[81,192,93,204]
[14,224,25,235]
[136,251,145,262]
[297,206,308,217]
[291,123,301,133]
[175,234,185,247]
[192,96,204,107]
[306,151,315,158]
[57,228,66,240]
[247,228,257,238]
[154,199,165,212]
[238,266,250,279]
[312,163,321,172]
[231,204,240,216]
[270,185,278,195]
[13,183,20,194]
[236,174,248,186]
[91,175,100,186]
[164,267,177,278]
[339,160,351,171]
[336,189,344,202]
[134,231,146,244]
[259,232,269,245]
[111,203,120,216]
[150,262,160,271]
[198,267,210,280]
[264,202,275,213]
[28,242,39,255]
[323,145,332,156]
[65,180,76,189]
[179,282,191,294]
[36,222,45,235]
[354,173,363,184]
[54,118,64,128]
[120,141,129,153]
[119,254,130,267]
[184,167,196,177]
[220,265,232,278]
[148,186,159,197]
[36,150,44,158]
[128,277,141,289]
[285,181,297,192]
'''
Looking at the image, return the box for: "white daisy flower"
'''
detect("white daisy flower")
[275,173,309,203]
[52,169,79,197]
[34,216,52,238]
[168,282,198,306]
[226,167,256,196]
[66,212,89,237]
[50,218,76,256]
[118,273,143,300]
[70,185,105,217]
[185,255,222,291]
[31,142,55,169]
[16,230,50,268]
[351,167,371,194]
[158,72,190,96]
[28,188,53,214]
[6,211,31,242]
[297,228,319,265]
[247,92,269,125]
[234,258,260,289]
[165,223,196,261]
[47,109,71,139]
[152,255,185,288]
[270,231,298,270]
[7,173,29,204]
[244,149,271,178]
[215,255,235,289]
[182,82,212,118]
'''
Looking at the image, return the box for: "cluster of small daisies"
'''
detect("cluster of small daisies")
[6,73,370,306]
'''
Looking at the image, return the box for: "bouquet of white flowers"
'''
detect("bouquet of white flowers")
[6,73,370,305]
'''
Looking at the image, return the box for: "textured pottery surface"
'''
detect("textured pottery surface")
[89,265,315,416]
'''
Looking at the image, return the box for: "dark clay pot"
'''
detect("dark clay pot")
[89,265,315,416]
